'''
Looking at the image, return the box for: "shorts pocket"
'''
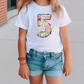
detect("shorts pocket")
[26,53,34,61]
[53,55,62,60]
[52,52,62,61]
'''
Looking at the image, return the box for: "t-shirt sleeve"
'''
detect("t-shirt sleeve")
[59,5,72,27]
[15,6,29,30]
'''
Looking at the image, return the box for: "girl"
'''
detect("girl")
[15,0,73,84]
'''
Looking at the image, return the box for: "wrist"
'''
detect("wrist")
[20,62,27,66]
[64,58,71,62]
[64,54,71,61]
[19,60,27,65]
[18,56,27,65]
[19,59,26,63]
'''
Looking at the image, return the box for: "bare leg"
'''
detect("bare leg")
[29,73,43,84]
[45,75,62,84]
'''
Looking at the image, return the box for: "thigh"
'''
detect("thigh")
[45,75,62,84]
[44,52,63,84]
[29,73,43,84]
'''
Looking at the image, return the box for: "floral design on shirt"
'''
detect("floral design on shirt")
[37,14,53,38]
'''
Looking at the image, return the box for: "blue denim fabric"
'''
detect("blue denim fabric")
[26,48,64,79]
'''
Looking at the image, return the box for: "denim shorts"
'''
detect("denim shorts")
[26,48,64,79]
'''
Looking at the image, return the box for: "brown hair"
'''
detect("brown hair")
[17,0,63,19]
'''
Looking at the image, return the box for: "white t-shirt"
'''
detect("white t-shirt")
[15,1,71,53]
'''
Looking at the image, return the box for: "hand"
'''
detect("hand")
[63,60,73,77]
[19,64,30,80]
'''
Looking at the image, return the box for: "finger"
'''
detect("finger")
[27,69,30,76]
[67,71,70,76]
[27,71,30,76]
[68,72,70,75]
[27,72,29,76]
[63,69,65,73]
[25,74,28,80]
[65,71,68,76]
[21,75,25,79]
[21,75,23,78]
[63,71,65,73]
[68,70,71,75]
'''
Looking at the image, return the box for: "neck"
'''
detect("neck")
[34,0,50,6]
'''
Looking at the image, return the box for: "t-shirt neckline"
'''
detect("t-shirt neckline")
[32,1,51,10]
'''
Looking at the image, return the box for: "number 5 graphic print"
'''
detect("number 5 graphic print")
[37,14,53,38]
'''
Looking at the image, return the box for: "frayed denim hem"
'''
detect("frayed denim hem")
[44,70,63,79]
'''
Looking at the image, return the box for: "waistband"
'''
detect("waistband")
[28,48,62,57]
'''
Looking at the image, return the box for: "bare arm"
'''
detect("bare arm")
[18,28,29,80]
[59,25,71,62]
[60,25,73,76]
[18,28,27,65]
